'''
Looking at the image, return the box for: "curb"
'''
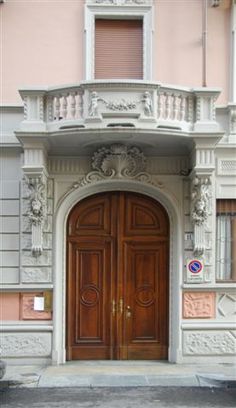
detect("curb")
[197,375,236,388]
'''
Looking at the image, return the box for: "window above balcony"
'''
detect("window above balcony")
[95,19,143,79]
[85,0,153,80]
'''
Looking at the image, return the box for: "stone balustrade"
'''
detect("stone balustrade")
[19,81,221,133]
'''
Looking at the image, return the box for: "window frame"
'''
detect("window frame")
[84,1,153,80]
[216,199,236,282]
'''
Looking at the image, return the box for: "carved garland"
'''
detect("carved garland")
[26,175,47,257]
[88,91,153,117]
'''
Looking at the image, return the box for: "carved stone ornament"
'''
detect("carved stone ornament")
[72,144,164,189]
[183,292,215,319]
[191,176,211,226]
[183,331,236,355]
[25,175,47,257]
[230,106,236,134]
[88,91,153,117]
[191,175,212,257]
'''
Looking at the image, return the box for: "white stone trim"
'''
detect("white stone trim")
[52,179,182,364]
[84,2,153,80]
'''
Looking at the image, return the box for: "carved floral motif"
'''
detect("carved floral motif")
[88,91,153,116]
[183,292,215,318]
[1,333,51,357]
[183,331,236,355]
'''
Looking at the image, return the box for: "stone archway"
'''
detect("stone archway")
[52,177,182,364]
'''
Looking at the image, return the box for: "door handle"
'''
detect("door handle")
[119,298,124,315]
[126,305,132,318]
[112,300,116,317]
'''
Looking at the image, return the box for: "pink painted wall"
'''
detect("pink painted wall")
[0,292,52,320]
[1,0,230,105]
[154,0,230,105]
[1,0,85,104]
[0,293,20,320]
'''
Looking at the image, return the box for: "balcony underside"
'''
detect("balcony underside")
[16,127,198,156]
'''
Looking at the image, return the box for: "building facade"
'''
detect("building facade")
[0,0,236,365]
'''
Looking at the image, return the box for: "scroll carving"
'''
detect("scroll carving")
[72,144,163,189]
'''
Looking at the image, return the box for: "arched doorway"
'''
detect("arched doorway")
[66,191,169,360]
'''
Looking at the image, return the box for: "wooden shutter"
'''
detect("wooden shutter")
[95,19,143,79]
[216,199,236,214]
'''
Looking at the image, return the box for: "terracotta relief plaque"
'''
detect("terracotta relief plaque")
[183,292,215,318]
[21,293,52,320]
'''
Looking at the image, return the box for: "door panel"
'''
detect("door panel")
[67,192,169,360]
[67,239,113,360]
[122,242,168,360]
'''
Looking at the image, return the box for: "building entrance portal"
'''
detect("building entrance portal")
[66,192,169,360]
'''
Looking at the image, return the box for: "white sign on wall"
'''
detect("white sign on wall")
[186,259,204,283]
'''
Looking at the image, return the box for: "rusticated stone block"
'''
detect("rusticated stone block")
[183,292,215,318]
[21,293,52,320]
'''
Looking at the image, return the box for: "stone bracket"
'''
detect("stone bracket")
[24,173,47,257]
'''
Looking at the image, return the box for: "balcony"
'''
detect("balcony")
[17,81,221,155]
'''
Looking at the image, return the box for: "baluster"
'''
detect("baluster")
[62,94,68,120]
[166,93,171,120]
[180,95,186,122]
[71,92,76,119]
[157,92,163,119]
[77,91,84,119]
[173,94,179,121]
[187,95,194,123]
[47,96,53,122]
[54,95,60,121]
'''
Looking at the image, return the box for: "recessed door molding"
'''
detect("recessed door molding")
[52,179,182,365]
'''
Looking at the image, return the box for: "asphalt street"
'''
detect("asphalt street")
[1,386,236,408]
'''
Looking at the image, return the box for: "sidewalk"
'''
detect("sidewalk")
[1,361,236,388]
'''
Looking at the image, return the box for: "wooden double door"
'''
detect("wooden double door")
[66,192,169,360]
